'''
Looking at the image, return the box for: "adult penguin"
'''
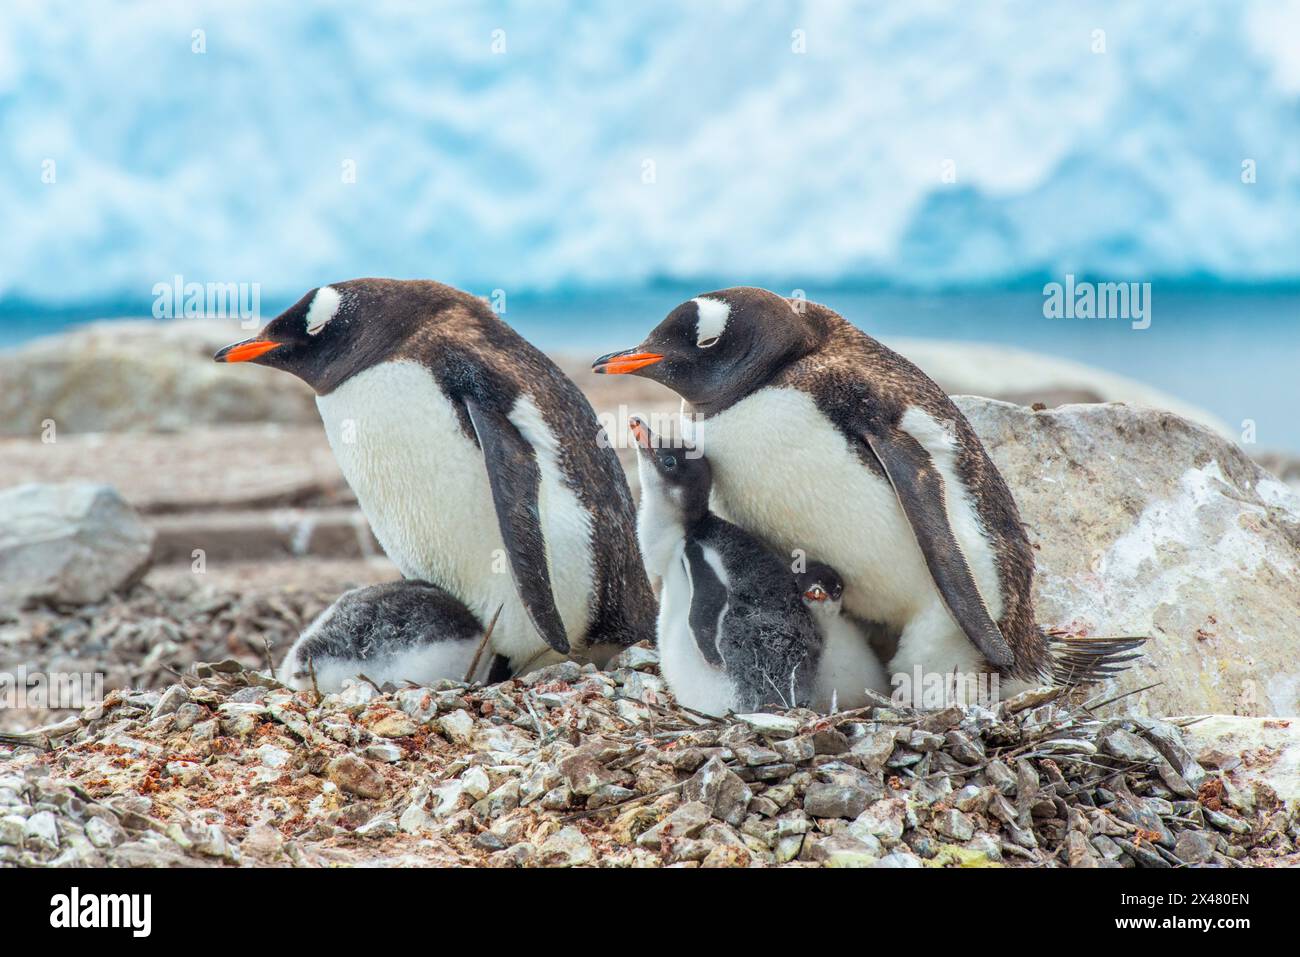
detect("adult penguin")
[217,278,655,675]
[595,287,1141,694]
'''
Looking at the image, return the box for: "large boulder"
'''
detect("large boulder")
[958,397,1300,717]
[0,483,155,607]
[0,320,316,435]
[1179,715,1300,814]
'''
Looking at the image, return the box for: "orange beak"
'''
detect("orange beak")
[592,349,663,375]
[628,416,654,450]
[214,338,282,363]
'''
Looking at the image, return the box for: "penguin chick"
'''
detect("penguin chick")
[796,561,891,711]
[279,580,490,693]
[630,416,820,716]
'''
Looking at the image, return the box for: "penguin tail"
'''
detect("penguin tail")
[1043,629,1147,687]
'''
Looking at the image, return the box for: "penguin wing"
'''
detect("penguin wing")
[464,398,571,655]
[682,541,727,666]
[861,427,1015,670]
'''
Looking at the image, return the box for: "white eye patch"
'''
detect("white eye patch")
[305,286,342,335]
[692,296,729,348]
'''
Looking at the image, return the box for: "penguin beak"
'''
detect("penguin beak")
[628,416,654,451]
[592,348,663,375]
[214,338,282,364]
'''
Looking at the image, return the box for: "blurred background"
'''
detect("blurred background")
[1,0,1298,445]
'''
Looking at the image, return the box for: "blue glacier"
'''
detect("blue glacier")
[1,0,1298,308]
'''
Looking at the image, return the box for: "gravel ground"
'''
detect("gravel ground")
[2,649,1295,868]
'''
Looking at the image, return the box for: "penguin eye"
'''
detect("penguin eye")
[804,585,827,602]
[662,455,678,470]
[698,336,720,349]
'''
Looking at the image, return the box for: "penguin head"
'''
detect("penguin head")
[796,561,844,618]
[213,280,423,393]
[593,287,819,412]
[628,416,710,522]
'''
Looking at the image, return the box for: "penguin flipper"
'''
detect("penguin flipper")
[464,398,571,655]
[682,542,727,666]
[862,427,1015,670]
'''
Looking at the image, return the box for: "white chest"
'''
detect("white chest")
[811,611,890,711]
[656,545,737,716]
[686,388,1002,628]
[315,360,593,661]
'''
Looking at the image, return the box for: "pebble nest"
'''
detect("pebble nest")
[2,646,1296,869]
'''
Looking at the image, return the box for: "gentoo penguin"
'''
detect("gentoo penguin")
[216,279,655,677]
[629,416,820,715]
[795,561,890,711]
[596,287,1141,692]
[279,580,502,693]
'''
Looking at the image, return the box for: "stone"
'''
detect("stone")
[367,710,418,738]
[848,798,907,844]
[325,754,386,800]
[959,397,1300,716]
[931,809,975,842]
[810,832,883,867]
[682,756,752,826]
[1179,715,1300,813]
[734,713,799,739]
[0,319,319,436]
[538,826,595,867]
[0,483,154,607]
[1173,830,1217,864]
[803,783,871,819]
[461,766,491,801]
[637,801,712,849]
[1099,728,1161,763]
[608,644,659,672]
[439,709,476,745]
[24,810,60,852]
[701,844,751,868]
[871,851,923,868]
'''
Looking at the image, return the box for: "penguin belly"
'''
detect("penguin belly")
[315,360,593,666]
[656,546,737,716]
[812,613,890,711]
[687,388,1003,675]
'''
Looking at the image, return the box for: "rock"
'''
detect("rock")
[681,756,752,826]
[1179,715,1300,813]
[608,644,659,672]
[810,832,883,867]
[734,713,799,739]
[1173,830,1217,864]
[24,810,60,852]
[871,851,923,868]
[803,783,871,820]
[439,709,476,745]
[932,809,976,842]
[702,843,752,868]
[0,319,316,435]
[1099,728,1161,764]
[848,797,907,844]
[325,754,386,800]
[0,483,154,607]
[461,766,491,801]
[637,802,712,849]
[366,710,418,739]
[538,826,595,867]
[959,397,1300,716]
